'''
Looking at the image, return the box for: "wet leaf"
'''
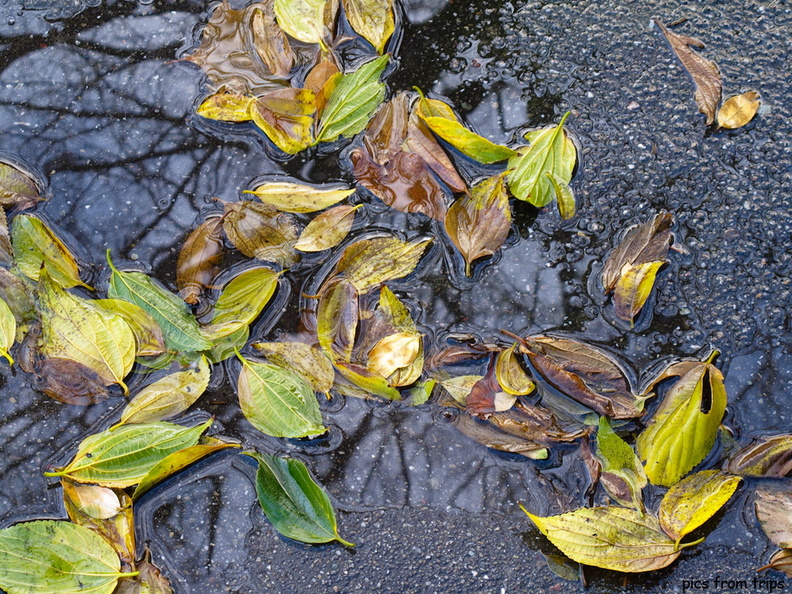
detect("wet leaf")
[466,367,516,416]
[518,334,642,419]
[315,55,388,144]
[760,549,792,578]
[237,354,326,437]
[445,172,512,276]
[115,549,174,594]
[334,360,402,400]
[727,434,792,478]
[32,357,109,405]
[405,104,466,193]
[438,374,483,406]
[248,451,354,546]
[523,506,687,572]
[717,91,761,130]
[755,487,792,548]
[658,470,740,542]
[595,416,647,510]
[107,252,213,354]
[0,267,37,337]
[203,267,282,339]
[654,20,722,125]
[244,181,355,213]
[0,209,12,267]
[44,419,212,488]
[196,91,254,122]
[251,87,316,154]
[116,356,211,426]
[274,0,328,45]
[507,111,577,207]
[0,298,15,365]
[132,438,240,500]
[545,171,576,219]
[343,0,394,53]
[317,277,359,362]
[451,413,549,459]
[333,235,432,293]
[0,161,43,209]
[0,520,134,594]
[38,271,135,393]
[295,204,362,252]
[487,402,587,444]
[252,4,294,77]
[177,216,225,305]
[366,331,421,381]
[614,261,665,323]
[421,115,516,164]
[495,343,535,396]
[222,200,300,266]
[11,213,88,289]
[252,340,335,396]
[207,324,249,365]
[305,56,341,99]
[93,298,167,357]
[636,358,727,486]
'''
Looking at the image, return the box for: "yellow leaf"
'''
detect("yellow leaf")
[244,181,355,213]
[366,331,421,380]
[495,343,534,396]
[613,260,665,323]
[333,235,432,293]
[196,92,253,122]
[717,91,760,130]
[0,298,15,365]
[274,0,327,45]
[250,88,316,154]
[252,341,335,396]
[295,204,361,252]
[423,116,516,164]
[342,0,395,54]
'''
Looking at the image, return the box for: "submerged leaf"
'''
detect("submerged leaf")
[274,0,328,45]
[0,298,15,365]
[203,267,282,339]
[0,161,43,209]
[197,92,254,122]
[223,200,300,266]
[343,0,394,53]
[317,277,359,362]
[252,3,294,78]
[596,416,647,510]
[32,357,109,405]
[654,20,722,125]
[451,412,548,459]
[248,452,354,545]
[251,87,316,154]
[177,216,225,305]
[333,235,431,293]
[245,181,355,213]
[295,204,361,252]
[717,91,761,130]
[727,434,792,478]
[252,340,335,396]
[755,487,792,548]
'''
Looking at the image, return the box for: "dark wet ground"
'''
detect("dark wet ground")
[0,0,790,592]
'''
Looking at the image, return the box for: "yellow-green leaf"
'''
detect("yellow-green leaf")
[595,416,647,510]
[115,355,211,426]
[507,111,577,207]
[545,171,576,219]
[342,0,394,53]
[495,343,534,396]
[658,470,741,542]
[252,340,335,396]
[244,181,355,213]
[203,267,282,340]
[717,91,760,130]
[334,360,401,401]
[613,260,665,323]
[251,87,316,154]
[93,298,166,357]
[439,375,483,406]
[274,0,327,45]
[317,277,359,363]
[367,331,421,381]
[0,298,15,365]
[197,92,254,122]
[295,204,361,252]
[207,324,249,365]
[333,235,432,293]
[522,505,685,572]
[0,160,43,209]
[423,116,516,164]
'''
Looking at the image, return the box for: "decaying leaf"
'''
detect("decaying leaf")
[613,260,665,323]
[342,0,395,53]
[486,402,588,444]
[0,298,15,365]
[755,487,792,549]
[32,357,109,405]
[654,20,722,126]
[727,434,792,478]
[222,200,300,266]
[495,343,535,396]
[196,92,254,122]
[523,505,693,573]
[295,204,362,252]
[717,91,761,130]
[252,3,294,78]
[334,360,402,400]
[507,111,577,207]
[595,416,647,511]
[252,340,335,396]
[445,172,512,276]
[0,160,43,209]
[177,216,225,305]
[93,299,167,358]
[636,356,727,486]
[115,548,174,594]
[760,549,792,578]
[317,277,359,362]
[465,366,517,416]
[0,209,13,267]
[438,375,483,406]
[0,268,36,338]
[244,181,355,213]
[366,331,421,381]
[251,87,317,154]
[658,470,741,542]
[451,412,549,459]
[273,0,329,46]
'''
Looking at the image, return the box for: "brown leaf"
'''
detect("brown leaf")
[115,548,174,594]
[405,109,466,193]
[222,200,300,266]
[32,357,109,405]
[304,56,341,97]
[518,334,642,419]
[717,91,761,130]
[251,4,294,78]
[0,160,44,210]
[466,365,516,417]
[316,276,359,363]
[487,401,589,444]
[654,20,722,125]
[177,216,225,305]
[0,208,13,267]
[727,434,792,478]
[445,172,512,276]
[755,487,792,549]
[760,549,792,578]
[450,412,549,459]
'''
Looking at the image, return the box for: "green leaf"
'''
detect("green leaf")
[115,355,211,426]
[334,361,402,401]
[106,251,213,354]
[207,324,249,365]
[636,359,727,486]
[11,214,89,289]
[522,505,691,573]
[342,0,395,53]
[203,267,282,340]
[658,470,741,542]
[0,520,134,594]
[423,116,516,164]
[295,204,362,252]
[38,271,136,393]
[507,111,577,207]
[274,0,327,45]
[248,451,354,546]
[251,341,335,396]
[244,181,355,213]
[44,419,212,488]
[0,298,15,365]
[595,416,647,510]
[237,354,326,438]
[333,235,432,293]
[315,55,389,144]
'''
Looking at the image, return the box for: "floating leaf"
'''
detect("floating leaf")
[317,277,359,362]
[545,171,576,219]
[177,216,225,305]
[93,298,167,357]
[613,260,665,323]
[244,181,355,213]
[422,115,516,164]
[197,92,254,122]
[366,331,421,381]
[636,357,727,486]
[343,0,394,53]
[438,375,483,406]
[0,210,12,266]
[315,55,388,144]
[507,111,577,207]
[495,343,535,396]
[274,0,328,45]
[296,204,362,252]
[38,271,135,393]
[207,324,249,365]
[0,298,15,365]
[755,487,792,548]
[107,252,213,354]
[596,416,647,510]
[252,3,294,77]
[116,356,211,426]
[760,549,792,578]
[445,172,511,276]
[333,235,431,293]
[251,88,316,154]
[334,360,402,400]
[0,520,134,594]
[717,91,761,130]
[405,102,466,193]
[727,434,792,478]
[523,506,690,572]
[518,334,642,419]
[44,419,212,488]
[252,340,335,396]
[63,480,125,521]
[658,470,741,542]
[654,20,722,125]
[11,213,88,289]
[115,549,174,594]
[203,267,281,339]
[0,161,43,209]
[466,367,516,416]
[451,412,548,459]
[237,354,326,438]
[32,357,109,405]
[222,200,300,266]
[248,451,354,546]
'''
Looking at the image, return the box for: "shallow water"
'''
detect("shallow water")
[0,0,790,592]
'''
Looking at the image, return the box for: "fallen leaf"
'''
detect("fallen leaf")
[32,357,109,405]
[317,276,359,363]
[545,171,576,219]
[196,91,254,122]
[333,360,402,400]
[93,298,167,358]
[366,331,422,381]
[595,416,647,511]
[177,216,225,306]
[717,91,761,130]
[451,412,549,459]
[244,181,355,213]
[0,210,12,267]
[466,366,516,416]
[755,487,792,548]
[0,160,43,209]
[250,87,316,154]
[115,548,174,594]
[0,298,15,365]
[727,434,792,478]
[342,0,395,53]
[252,3,294,77]
[760,549,792,578]
[495,343,535,396]
[654,20,722,125]
[273,0,329,46]
[222,200,300,266]
[295,204,362,252]
[438,374,483,406]
[252,340,335,396]
[613,260,665,323]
